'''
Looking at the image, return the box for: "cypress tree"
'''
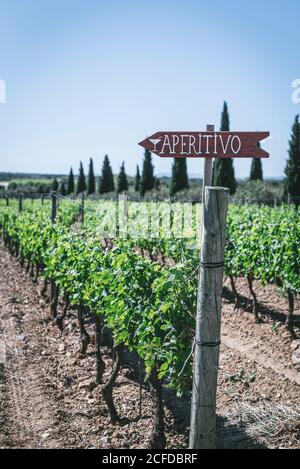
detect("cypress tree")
[99,155,114,193]
[140,149,155,196]
[212,101,237,194]
[154,177,161,191]
[117,161,129,194]
[76,161,86,194]
[250,158,263,181]
[170,160,179,196]
[87,158,96,195]
[284,115,300,205]
[52,178,59,192]
[135,165,141,192]
[67,167,75,194]
[170,158,189,195]
[59,181,66,196]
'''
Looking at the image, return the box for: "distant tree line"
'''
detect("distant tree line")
[1,101,300,205]
[61,150,157,197]
[59,149,188,198]
[6,180,53,194]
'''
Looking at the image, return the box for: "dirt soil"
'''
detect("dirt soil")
[0,242,299,449]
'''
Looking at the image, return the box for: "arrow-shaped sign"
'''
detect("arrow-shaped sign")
[139,131,270,158]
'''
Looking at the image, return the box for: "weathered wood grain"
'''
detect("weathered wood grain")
[50,192,57,318]
[189,186,229,449]
[139,131,269,158]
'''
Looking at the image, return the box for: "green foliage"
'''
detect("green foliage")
[212,101,236,195]
[99,155,114,194]
[213,158,236,195]
[117,162,128,194]
[87,158,96,195]
[272,321,281,334]
[67,167,75,194]
[284,115,300,204]
[0,205,195,392]
[221,101,230,131]
[0,200,299,397]
[135,165,141,192]
[233,180,278,205]
[76,162,86,195]
[140,149,155,196]
[52,178,59,191]
[225,205,300,294]
[7,180,52,195]
[154,177,161,191]
[250,158,263,181]
[170,159,189,196]
[59,181,66,196]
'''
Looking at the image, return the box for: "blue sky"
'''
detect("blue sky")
[0,0,299,178]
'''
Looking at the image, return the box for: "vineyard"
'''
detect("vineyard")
[0,196,299,449]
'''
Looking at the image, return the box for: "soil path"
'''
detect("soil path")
[221,328,300,386]
[221,277,300,387]
[0,247,72,448]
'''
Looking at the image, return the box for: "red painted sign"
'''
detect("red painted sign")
[139,131,270,158]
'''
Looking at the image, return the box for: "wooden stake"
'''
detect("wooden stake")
[18,193,23,213]
[51,192,57,222]
[202,124,214,205]
[50,192,57,318]
[189,186,229,449]
[200,124,214,242]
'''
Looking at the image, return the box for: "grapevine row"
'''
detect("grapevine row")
[0,199,299,447]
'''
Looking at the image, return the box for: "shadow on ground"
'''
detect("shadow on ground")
[162,388,267,449]
[222,286,300,327]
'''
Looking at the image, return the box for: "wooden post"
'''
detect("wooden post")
[51,192,57,222]
[200,125,214,242]
[5,194,9,206]
[201,125,214,206]
[80,192,84,224]
[189,186,229,449]
[18,193,23,213]
[202,158,213,204]
[41,194,44,205]
[50,192,57,318]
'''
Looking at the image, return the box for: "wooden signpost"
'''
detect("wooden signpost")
[139,126,270,449]
[50,192,57,319]
[139,131,269,159]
